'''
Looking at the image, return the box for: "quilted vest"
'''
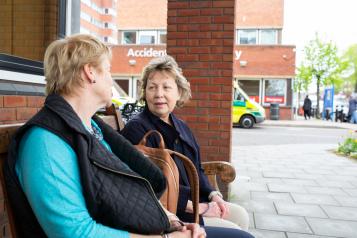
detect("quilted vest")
[4,94,170,237]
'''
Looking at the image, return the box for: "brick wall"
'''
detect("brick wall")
[0,95,44,125]
[264,106,293,120]
[167,0,236,194]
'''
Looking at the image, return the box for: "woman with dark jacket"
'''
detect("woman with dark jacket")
[4,34,206,238]
[121,56,253,238]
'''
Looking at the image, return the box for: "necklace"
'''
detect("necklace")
[86,124,103,141]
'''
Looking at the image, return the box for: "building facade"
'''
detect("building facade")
[70,0,118,44]
[111,0,295,119]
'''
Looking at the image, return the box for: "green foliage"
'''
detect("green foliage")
[295,64,312,93]
[341,44,357,93]
[337,131,357,159]
[299,34,349,116]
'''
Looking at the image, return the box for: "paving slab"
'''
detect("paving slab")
[287,233,338,238]
[342,188,357,197]
[249,229,286,238]
[239,200,276,214]
[332,196,357,207]
[306,218,357,238]
[315,180,356,189]
[291,193,340,206]
[254,213,312,233]
[268,183,307,193]
[275,202,327,218]
[321,205,357,221]
[282,178,318,186]
[251,191,294,202]
[305,186,349,196]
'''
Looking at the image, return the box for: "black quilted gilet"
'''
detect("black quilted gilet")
[4,94,170,237]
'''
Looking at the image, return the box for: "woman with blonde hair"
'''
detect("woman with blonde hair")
[121,55,254,238]
[4,35,206,238]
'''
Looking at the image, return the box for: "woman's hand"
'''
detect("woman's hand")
[169,223,206,238]
[210,195,229,218]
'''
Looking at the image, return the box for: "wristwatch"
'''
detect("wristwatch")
[208,191,223,201]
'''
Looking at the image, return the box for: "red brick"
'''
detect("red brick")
[168,32,188,39]
[178,9,200,16]
[224,8,235,15]
[188,16,212,24]
[199,39,223,46]
[16,107,37,121]
[213,16,234,24]
[4,95,27,107]
[199,54,223,61]
[168,9,177,17]
[192,93,210,100]
[221,101,233,108]
[177,54,199,61]
[176,39,200,46]
[201,8,223,16]
[209,108,229,115]
[27,96,45,107]
[168,1,189,9]
[211,31,234,39]
[189,77,210,84]
[223,24,235,31]
[190,1,212,8]
[198,101,220,108]
[211,62,233,69]
[177,24,200,32]
[167,25,177,32]
[188,47,210,54]
[213,1,235,8]
[210,77,232,85]
[199,24,223,31]
[191,122,208,130]
[0,96,3,107]
[169,47,187,54]
[209,139,230,146]
[188,32,211,39]
[198,85,221,93]
[0,108,16,121]
[184,62,211,69]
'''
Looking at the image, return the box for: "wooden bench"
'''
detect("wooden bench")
[0,104,236,237]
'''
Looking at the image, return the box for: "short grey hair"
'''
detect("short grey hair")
[139,55,191,107]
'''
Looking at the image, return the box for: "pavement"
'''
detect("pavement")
[230,118,357,238]
[262,116,357,130]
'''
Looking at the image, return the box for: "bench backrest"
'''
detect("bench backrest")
[0,104,122,238]
[0,124,22,238]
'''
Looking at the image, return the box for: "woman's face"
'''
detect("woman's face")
[145,71,180,123]
[93,56,113,107]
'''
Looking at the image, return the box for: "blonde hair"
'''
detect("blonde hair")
[140,55,191,107]
[44,34,111,95]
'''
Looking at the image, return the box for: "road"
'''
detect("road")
[232,125,350,146]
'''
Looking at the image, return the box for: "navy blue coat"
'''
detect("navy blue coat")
[121,107,214,224]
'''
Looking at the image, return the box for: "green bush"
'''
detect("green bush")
[337,131,357,158]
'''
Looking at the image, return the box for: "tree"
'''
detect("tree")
[342,44,357,93]
[294,64,313,111]
[300,34,347,118]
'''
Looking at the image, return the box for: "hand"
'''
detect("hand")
[211,195,229,218]
[169,223,206,238]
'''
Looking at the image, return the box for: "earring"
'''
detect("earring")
[92,80,96,84]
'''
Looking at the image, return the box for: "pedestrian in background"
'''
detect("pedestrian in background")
[303,95,312,120]
[348,94,357,124]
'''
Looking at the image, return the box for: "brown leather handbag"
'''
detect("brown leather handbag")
[135,130,200,223]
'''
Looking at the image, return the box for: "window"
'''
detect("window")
[237,29,279,45]
[104,36,108,42]
[237,29,257,44]
[139,31,156,44]
[105,8,109,14]
[260,29,277,44]
[238,80,261,103]
[264,79,286,104]
[104,22,108,28]
[159,31,167,44]
[123,31,136,44]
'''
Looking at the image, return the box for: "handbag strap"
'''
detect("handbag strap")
[138,130,165,149]
[167,149,199,224]
[137,130,199,223]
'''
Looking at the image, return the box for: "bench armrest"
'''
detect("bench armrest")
[201,161,236,191]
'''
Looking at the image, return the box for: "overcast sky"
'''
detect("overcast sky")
[283,0,357,65]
